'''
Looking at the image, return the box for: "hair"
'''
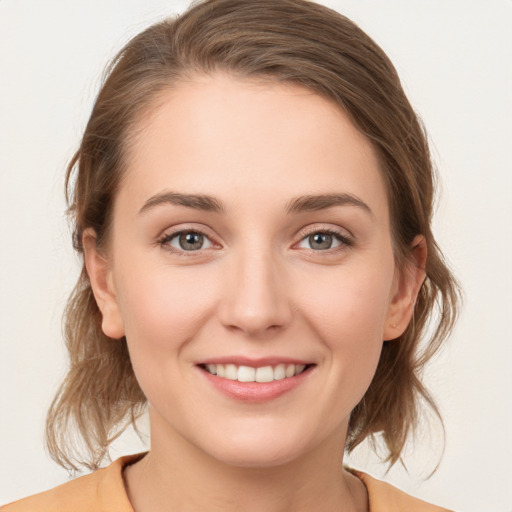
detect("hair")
[46,0,460,471]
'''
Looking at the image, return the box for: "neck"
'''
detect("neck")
[124,412,368,512]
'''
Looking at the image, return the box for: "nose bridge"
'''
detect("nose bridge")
[219,240,292,336]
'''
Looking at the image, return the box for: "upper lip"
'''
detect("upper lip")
[195,356,314,367]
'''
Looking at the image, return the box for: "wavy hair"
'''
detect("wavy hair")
[46,0,460,471]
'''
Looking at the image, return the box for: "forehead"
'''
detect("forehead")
[119,73,388,217]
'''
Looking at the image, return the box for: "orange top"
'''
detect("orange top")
[1,453,453,512]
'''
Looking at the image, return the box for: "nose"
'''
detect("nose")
[218,247,293,337]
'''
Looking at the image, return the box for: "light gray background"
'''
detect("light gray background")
[1,1,511,510]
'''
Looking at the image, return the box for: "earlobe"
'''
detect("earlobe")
[383,235,427,341]
[82,228,125,339]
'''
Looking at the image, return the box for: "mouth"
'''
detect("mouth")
[198,363,312,383]
[196,361,315,402]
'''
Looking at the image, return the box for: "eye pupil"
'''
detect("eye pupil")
[179,232,204,250]
[309,233,332,250]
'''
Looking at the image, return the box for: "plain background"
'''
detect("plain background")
[0,1,511,510]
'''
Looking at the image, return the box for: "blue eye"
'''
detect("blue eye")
[297,231,347,251]
[164,231,213,251]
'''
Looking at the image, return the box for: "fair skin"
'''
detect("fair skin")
[84,73,425,512]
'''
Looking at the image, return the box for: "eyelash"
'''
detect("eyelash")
[157,227,353,256]
[157,228,215,256]
[297,227,353,252]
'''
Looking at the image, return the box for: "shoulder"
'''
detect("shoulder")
[353,470,455,512]
[1,453,145,512]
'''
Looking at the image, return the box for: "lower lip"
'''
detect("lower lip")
[198,366,313,402]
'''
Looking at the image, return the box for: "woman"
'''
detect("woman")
[2,0,459,510]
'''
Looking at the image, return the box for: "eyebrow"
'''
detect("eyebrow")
[285,193,374,217]
[138,191,373,217]
[139,192,224,214]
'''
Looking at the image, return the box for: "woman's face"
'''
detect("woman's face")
[87,73,419,467]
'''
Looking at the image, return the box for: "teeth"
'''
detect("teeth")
[204,363,308,382]
[225,364,238,380]
[255,366,273,383]
[285,364,295,378]
[274,364,286,380]
[237,365,255,382]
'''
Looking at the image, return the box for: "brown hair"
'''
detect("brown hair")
[46,0,460,471]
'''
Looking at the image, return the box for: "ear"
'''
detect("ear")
[383,235,427,341]
[82,228,125,339]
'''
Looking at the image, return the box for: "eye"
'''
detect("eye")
[297,230,349,251]
[163,230,213,251]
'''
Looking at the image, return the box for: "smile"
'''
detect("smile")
[197,361,315,402]
[202,363,308,382]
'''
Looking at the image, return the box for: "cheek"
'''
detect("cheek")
[296,258,395,389]
[114,264,217,357]
[300,264,393,338]
[112,263,222,415]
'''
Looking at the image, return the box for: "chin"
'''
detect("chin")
[208,441,303,469]
[193,421,317,469]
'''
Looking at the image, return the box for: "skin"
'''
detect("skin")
[84,73,426,512]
